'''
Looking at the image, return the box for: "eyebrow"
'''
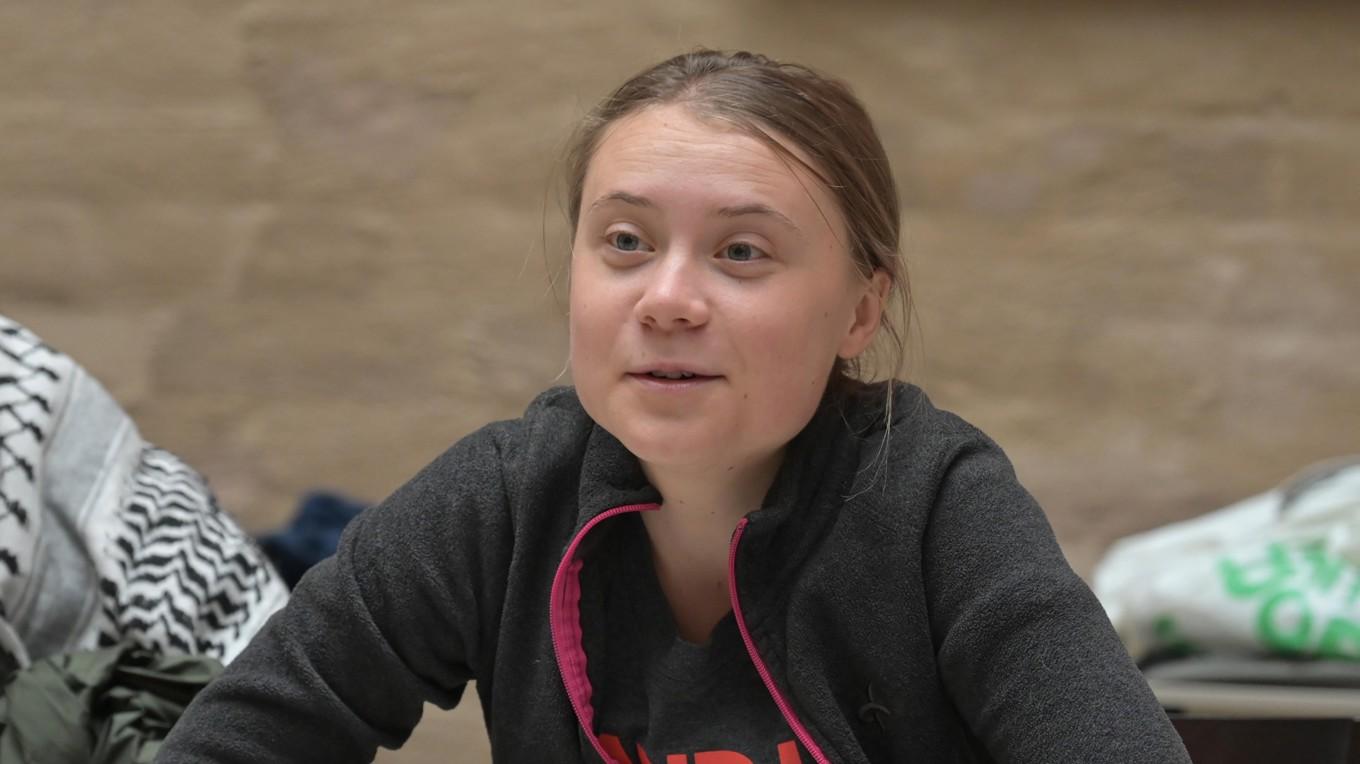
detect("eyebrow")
[589,190,655,211]
[588,191,804,237]
[716,203,804,237]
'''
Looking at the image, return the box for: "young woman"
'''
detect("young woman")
[159,50,1190,764]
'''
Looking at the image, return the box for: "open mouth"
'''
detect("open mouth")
[628,369,719,386]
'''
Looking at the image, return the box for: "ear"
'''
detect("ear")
[837,269,890,360]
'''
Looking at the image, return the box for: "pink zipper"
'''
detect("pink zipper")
[549,502,660,764]
[728,517,832,764]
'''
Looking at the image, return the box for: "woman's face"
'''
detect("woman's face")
[569,103,884,475]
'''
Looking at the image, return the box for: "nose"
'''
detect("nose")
[633,251,710,331]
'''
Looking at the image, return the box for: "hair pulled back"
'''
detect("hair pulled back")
[564,49,910,399]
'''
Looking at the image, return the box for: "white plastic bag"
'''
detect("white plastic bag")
[1093,458,1360,662]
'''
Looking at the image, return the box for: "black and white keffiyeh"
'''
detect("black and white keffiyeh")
[0,315,287,671]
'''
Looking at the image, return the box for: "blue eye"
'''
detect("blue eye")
[722,242,764,262]
[610,232,644,252]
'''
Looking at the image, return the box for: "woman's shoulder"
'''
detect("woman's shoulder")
[519,385,594,431]
[421,386,594,483]
[362,387,596,546]
[432,384,586,450]
[834,381,1029,520]
[841,380,1006,459]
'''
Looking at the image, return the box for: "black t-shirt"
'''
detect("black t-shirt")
[582,514,807,764]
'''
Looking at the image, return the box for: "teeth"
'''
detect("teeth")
[648,371,696,379]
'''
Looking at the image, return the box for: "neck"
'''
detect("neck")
[640,448,784,535]
[637,449,785,643]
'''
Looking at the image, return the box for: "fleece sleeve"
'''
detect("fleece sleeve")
[921,432,1191,764]
[156,422,517,763]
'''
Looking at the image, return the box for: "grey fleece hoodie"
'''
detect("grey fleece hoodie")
[157,383,1190,763]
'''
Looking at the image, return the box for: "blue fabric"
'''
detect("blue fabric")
[259,493,367,589]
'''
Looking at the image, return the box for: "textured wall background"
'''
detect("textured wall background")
[2,2,1357,761]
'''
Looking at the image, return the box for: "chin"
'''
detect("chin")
[608,421,732,470]
[618,430,711,466]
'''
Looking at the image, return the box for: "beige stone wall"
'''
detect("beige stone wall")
[2,3,1358,761]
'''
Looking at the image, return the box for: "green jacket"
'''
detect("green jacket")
[0,644,220,764]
